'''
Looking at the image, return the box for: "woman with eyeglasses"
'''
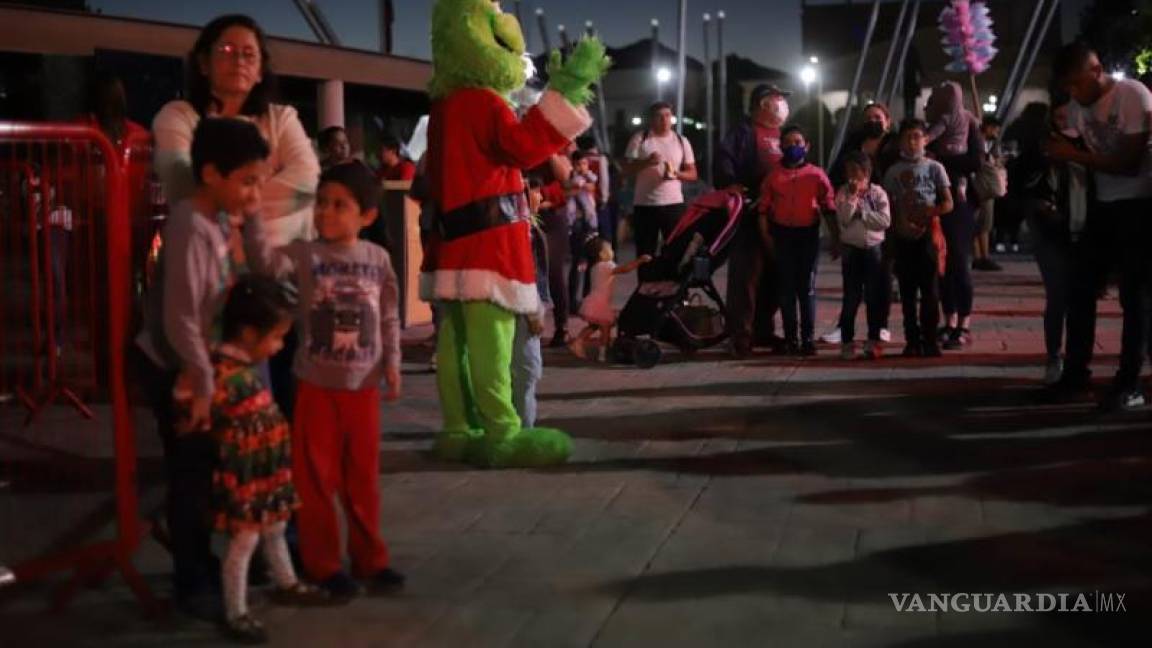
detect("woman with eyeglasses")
[153,14,319,247]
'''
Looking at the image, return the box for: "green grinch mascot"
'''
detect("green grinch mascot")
[422,0,610,467]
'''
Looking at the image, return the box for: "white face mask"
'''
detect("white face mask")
[1060,128,1080,140]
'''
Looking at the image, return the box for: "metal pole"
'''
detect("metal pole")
[536,8,552,52]
[675,0,688,135]
[1002,0,1061,122]
[830,0,881,164]
[817,70,824,168]
[703,12,714,184]
[306,0,342,46]
[652,18,661,103]
[513,0,523,33]
[292,0,331,44]
[558,24,571,51]
[717,10,727,140]
[996,0,1046,121]
[886,0,921,109]
[876,0,911,101]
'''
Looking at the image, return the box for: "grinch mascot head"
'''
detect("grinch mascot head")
[424,0,609,468]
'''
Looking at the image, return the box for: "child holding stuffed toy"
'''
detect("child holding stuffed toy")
[569,238,651,362]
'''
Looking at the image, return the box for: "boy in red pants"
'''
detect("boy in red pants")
[246,162,403,599]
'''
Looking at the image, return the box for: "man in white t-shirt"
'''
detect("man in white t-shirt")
[623,102,698,258]
[1047,42,1152,410]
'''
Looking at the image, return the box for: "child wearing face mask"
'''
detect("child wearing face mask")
[758,125,836,356]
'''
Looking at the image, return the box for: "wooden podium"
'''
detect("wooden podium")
[381,181,432,328]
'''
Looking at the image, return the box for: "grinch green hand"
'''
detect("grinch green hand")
[547,37,612,106]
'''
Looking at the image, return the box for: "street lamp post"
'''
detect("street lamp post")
[812,56,823,168]
[717,10,726,140]
[675,0,687,136]
[536,8,552,53]
[651,18,661,103]
[703,12,714,185]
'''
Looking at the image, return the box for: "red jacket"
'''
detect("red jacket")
[759,163,835,228]
[422,88,591,313]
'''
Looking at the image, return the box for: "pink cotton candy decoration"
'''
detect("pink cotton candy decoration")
[938,0,998,75]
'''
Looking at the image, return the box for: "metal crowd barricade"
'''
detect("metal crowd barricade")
[0,122,157,615]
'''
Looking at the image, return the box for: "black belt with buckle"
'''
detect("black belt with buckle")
[436,193,527,242]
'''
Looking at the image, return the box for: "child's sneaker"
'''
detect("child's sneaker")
[319,571,362,601]
[922,343,943,358]
[862,340,883,360]
[799,340,818,357]
[221,614,268,645]
[364,568,406,596]
[839,343,856,360]
[1043,357,1064,386]
[819,327,842,344]
[901,343,921,358]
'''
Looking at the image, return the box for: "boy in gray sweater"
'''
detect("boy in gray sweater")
[135,117,270,606]
[244,161,404,600]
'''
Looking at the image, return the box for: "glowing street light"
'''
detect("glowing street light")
[657,66,673,84]
[800,65,817,88]
[1113,69,1127,80]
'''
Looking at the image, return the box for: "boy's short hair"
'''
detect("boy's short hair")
[981,115,1003,129]
[571,150,588,163]
[583,235,610,261]
[843,150,872,174]
[898,118,928,136]
[221,274,297,342]
[191,118,270,184]
[319,125,346,149]
[319,161,381,211]
[526,174,544,190]
[1053,41,1095,83]
[648,101,674,116]
[379,134,402,154]
[781,124,806,140]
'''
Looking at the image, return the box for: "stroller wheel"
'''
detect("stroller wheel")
[610,336,634,364]
[634,339,662,369]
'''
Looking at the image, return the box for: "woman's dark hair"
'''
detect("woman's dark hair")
[863,102,891,124]
[583,235,610,261]
[221,275,296,342]
[379,134,403,154]
[191,118,271,183]
[186,14,277,117]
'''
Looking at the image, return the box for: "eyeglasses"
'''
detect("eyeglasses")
[213,43,261,65]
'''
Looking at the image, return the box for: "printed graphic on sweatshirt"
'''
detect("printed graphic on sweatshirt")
[307,262,383,366]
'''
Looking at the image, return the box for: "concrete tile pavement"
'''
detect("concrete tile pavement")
[3,256,1150,646]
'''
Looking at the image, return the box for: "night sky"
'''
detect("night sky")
[90,0,817,74]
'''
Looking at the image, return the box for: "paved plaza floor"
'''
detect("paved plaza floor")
[2,256,1150,647]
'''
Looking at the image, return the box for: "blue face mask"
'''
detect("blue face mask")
[782,144,807,167]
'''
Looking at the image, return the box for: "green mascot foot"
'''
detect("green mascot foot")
[433,429,485,462]
[478,427,572,469]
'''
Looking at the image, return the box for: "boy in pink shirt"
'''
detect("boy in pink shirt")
[759,126,836,355]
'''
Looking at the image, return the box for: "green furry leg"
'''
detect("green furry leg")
[432,302,483,462]
[479,426,572,469]
[432,301,571,468]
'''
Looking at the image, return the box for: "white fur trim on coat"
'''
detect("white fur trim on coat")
[536,90,593,141]
[423,269,540,315]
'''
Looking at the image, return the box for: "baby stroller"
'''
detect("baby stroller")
[612,190,744,368]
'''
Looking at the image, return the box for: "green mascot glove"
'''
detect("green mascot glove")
[547,37,612,106]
